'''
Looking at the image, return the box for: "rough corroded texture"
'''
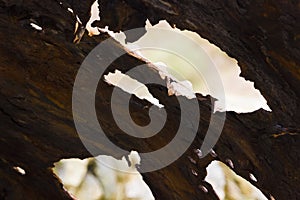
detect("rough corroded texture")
[0,0,299,200]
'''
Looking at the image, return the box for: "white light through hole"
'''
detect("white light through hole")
[199,185,208,193]
[226,158,234,169]
[249,173,258,182]
[191,169,198,176]
[86,17,271,113]
[30,23,42,31]
[53,152,154,200]
[67,8,74,13]
[209,149,217,157]
[206,161,267,200]
[13,166,26,175]
[124,20,272,113]
[86,0,100,36]
[149,62,196,99]
[194,149,203,158]
[104,70,164,108]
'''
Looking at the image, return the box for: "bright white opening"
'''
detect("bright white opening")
[199,185,208,193]
[209,149,217,157]
[205,161,267,200]
[104,70,164,108]
[67,8,74,14]
[30,23,42,31]
[191,169,198,176]
[75,15,82,24]
[53,151,154,200]
[194,149,203,158]
[13,166,26,175]
[225,158,234,169]
[148,62,196,99]
[86,0,100,36]
[92,19,271,113]
[125,20,271,113]
[249,173,258,182]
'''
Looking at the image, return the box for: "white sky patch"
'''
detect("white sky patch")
[67,7,73,13]
[13,166,26,175]
[123,20,271,113]
[75,15,82,24]
[104,70,164,108]
[97,25,127,44]
[86,0,101,36]
[54,158,89,187]
[167,79,195,99]
[73,15,83,36]
[150,62,196,99]
[95,152,153,200]
[249,173,258,182]
[205,161,226,199]
[53,152,154,200]
[206,161,267,200]
[87,17,271,113]
[30,23,42,31]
